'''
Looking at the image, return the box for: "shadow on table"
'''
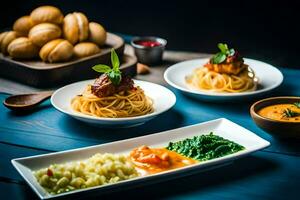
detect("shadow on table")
[84,154,281,199]
[275,80,299,97]
[180,93,252,115]
[263,137,300,155]
[62,108,185,142]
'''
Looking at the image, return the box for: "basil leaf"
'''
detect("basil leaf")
[92,64,111,73]
[294,102,300,108]
[110,70,115,78]
[218,43,228,54]
[229,48,235,56]
[111,49,120,71]
[212,52,226,64]
[92,49,122,86]
[108,70,121,85]
[282,108,300,118]
[115,73,122,85]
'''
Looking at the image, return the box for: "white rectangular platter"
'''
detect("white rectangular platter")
[12,118,270,199]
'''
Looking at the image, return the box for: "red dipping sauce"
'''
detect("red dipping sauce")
[135,40,162,47]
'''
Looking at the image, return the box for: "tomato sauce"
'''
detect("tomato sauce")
[129,145,197,175]
[134,40,162,47]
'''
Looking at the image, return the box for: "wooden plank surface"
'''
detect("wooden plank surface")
[1,67,300,156]
[0,143,49,181]
[1,47,300,199]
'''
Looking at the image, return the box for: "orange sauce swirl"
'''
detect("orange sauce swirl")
[258,104,300,122]
[129,145,197,175]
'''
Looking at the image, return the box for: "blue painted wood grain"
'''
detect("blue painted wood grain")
[0,66,299,199]
[0,68,299,155]
[2,151,300,200]
[0,143,49,181]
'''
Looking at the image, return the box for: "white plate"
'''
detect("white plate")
[12,118,270,199]
[51,79,176,128]
[164,58,283,101]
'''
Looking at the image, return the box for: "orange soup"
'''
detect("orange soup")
[129,145,197,175]
[258,103,300,122]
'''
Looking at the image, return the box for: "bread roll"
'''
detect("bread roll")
[39,39,73,63]
[8,37,39,59]
[0,31,19,54]
[63,12,89,44]
[30,6,63,25]
[29,23,61,47]
[13,16,34,36]
[88,22,107,46]
[74,42,100,58]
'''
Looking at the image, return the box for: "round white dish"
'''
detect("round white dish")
[51,79,176,128]
[164,58,283,101]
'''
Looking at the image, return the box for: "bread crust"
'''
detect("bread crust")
[8,37,39,59]
[30,6,63,25]
[0,31,19,54]
[63,12,89,44]
[13,16,34,36]
[39,39,73,62]
[29,23,61,47]
[74,42,100,58]
[88,22,107,46]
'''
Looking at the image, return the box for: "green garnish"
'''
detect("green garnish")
[166,132,245,161]
[211,43,236,64]
[92,49,122,85]
[294,102,300,109]
[282,108,300,118]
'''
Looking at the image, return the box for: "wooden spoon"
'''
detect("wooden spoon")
[3,91,53,111]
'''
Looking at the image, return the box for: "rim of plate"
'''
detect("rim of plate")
[51,79,176,121]
[164,58,284,97]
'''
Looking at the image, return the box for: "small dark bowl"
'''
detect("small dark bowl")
[250,96,300,139]
[131,36,167,65]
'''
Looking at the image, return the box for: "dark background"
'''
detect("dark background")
[1,0,299,68]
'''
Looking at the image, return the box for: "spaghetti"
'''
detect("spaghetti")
[71,85,154,118]
[186,66,257,93]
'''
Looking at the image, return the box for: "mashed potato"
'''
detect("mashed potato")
[34,153,138,195]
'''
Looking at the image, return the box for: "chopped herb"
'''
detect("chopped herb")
[229,48,235,56]
[282,108,300,118]
[166,132,245,161]
[212,52,226,64]
[211,43,236,64]
[294,102,300,109]
[92,49,122,85]
[218,43,228,54]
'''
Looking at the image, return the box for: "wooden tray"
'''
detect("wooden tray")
[0,32,136,87]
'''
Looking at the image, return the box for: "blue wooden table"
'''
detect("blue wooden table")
[0,54,300,199]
